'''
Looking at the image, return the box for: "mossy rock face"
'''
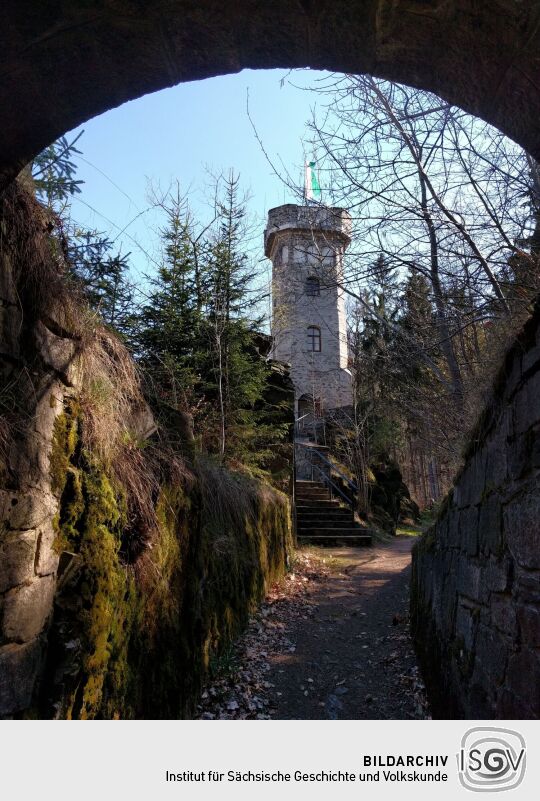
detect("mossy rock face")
[44,400,292,719]
[48,401,137,718]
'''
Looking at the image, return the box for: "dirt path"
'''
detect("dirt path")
[197,537,428,720]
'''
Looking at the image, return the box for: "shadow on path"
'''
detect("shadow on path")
[196,537,428,720]
[269,537,426,720]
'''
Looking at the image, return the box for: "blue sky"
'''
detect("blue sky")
[66,68,330,297]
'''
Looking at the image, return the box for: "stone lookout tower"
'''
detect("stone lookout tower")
[264,204,353,417]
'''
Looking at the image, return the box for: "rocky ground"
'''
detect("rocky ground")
[196,537,429,720]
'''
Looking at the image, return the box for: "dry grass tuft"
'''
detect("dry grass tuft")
[0,179,83,335]
[119,440,194,566]
[195,457,259,537]
[79,327,144,461]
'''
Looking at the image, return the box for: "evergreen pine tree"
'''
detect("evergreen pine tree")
[68,231,135,336]
[32,133,136,339]
[201,172,268,457]
[32,133,84,209]
[137,191,202,407]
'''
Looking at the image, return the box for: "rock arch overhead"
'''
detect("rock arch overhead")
[2,1,540,188]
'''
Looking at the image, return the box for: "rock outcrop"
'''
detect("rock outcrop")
[0,183,293,718]
[0,183,79,715]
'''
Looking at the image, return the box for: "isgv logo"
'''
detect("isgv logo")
[457,727,526,792]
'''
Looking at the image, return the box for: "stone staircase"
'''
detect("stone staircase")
[295,480,372,546]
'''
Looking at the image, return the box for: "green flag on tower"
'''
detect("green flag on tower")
[305,160,321,201]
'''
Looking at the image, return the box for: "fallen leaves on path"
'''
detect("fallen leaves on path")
[196,547,430,720]
[196,551,329,720]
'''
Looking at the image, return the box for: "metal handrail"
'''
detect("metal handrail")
[295,442,358,493]
[311,464,355,512]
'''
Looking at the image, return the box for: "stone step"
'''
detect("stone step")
[297,530,372,546]
[295,481,326,489]
[297,518,355,528]
[296,501,343,509]
[296,504,353,520]
[296,493,331,501]
[297,524,366,534]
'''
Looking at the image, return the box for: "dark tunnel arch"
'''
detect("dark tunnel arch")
[2,1,540,189]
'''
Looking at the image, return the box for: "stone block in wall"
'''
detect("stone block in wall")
[514,371,540,435]
[506,649,540,714]
[457,558,483,604]
[478,492,503,556]
[518,604,540,648]
[484,424,509,490]
[468,678,494,718]
[485,556,512,594]
[532,424,540,471]
[508,423,540,484]
[7,432,53,493]
[2,575,55,642]
[467,658,495,717]
[498,689,535,718]
[455,601,479,652]
[34,321,80,387]
[0,639,43,717]
[474,623,508,687]
[1,489,56,531]
[447,508,460,548]
[428,560,443,624]
[503,483,540,569]
[33,381,64,439]
[490,594,518,639]
[35,520,59,577]
[460,452,487,508]
[421,562,435,608]
[459,505,480,556]
[433,515,447,550]
[0,530,37,593]
[437,556,458,632]
[515,568,540,605]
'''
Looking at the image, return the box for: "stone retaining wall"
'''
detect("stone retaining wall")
[0,185,79,716]
[411,304,540,718]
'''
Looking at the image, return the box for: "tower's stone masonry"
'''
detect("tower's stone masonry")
[265,204,352,413]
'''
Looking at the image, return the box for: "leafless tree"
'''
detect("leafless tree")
[301,73,538,501]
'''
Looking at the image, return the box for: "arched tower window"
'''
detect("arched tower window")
[305,276,320,296]
[307,325,321,352]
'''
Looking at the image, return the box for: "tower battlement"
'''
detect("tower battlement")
[264,204,351,257]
